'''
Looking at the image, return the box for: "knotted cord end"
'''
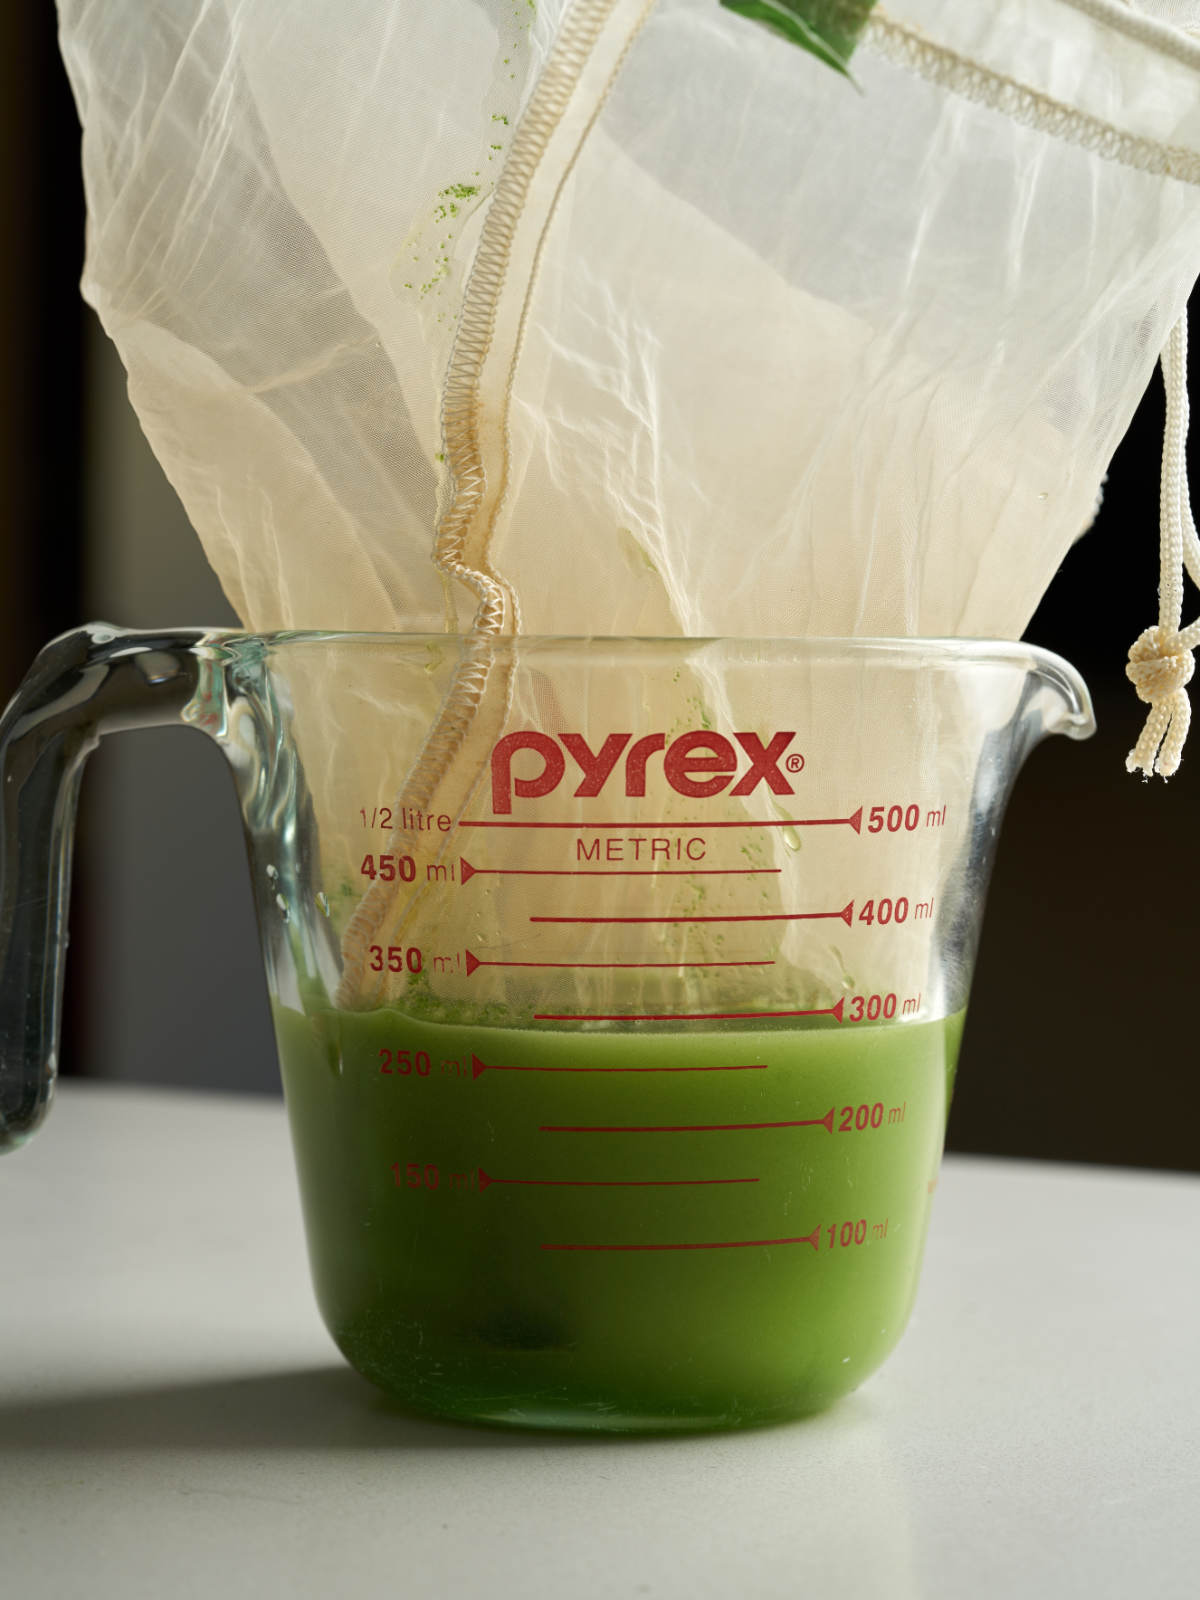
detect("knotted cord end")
[1125,624,1194,777]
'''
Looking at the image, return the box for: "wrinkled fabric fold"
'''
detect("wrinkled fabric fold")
[58,0,1200,643]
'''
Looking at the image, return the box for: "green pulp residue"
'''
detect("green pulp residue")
[720,0,876,78]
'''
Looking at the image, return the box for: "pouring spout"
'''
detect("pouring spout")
[1024,645,1096,745]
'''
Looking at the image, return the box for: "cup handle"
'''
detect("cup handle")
[0,625,210,1150]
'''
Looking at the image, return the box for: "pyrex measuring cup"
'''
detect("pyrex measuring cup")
[0,628,1092,1430]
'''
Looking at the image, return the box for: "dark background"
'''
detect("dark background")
[3,7,1197,1172]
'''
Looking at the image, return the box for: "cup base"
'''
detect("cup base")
[345,1351,863,1434]
[330,1307,897,1432]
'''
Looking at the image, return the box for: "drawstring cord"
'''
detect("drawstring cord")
[1126,312,1200,778]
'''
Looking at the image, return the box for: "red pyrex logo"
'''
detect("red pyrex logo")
[490,730,798,814]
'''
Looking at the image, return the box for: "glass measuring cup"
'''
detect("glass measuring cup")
[0,628,1092,1430]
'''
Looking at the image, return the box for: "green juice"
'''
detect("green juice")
[275,1006,963,1431]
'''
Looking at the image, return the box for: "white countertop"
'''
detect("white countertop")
[1,1081,1197,1599]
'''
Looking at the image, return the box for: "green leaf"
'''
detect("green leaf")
[720,0,877,79]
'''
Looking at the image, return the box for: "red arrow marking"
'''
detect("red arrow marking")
[542,1224,823,1253]
[471,1053,767,1079]
[539,1108,836,1134]
[477,1167,758,1192]
[461,812,863,832]
[466,951,773,976]
[530,903,853,926]
[534,998,845,1024]
[460,857,778,884]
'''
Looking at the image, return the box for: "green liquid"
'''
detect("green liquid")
[275,1007,962,1431]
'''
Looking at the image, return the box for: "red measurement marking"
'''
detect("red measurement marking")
[461,810,862,833]
[471,1052,767,1079]
[540,1108,835,1134]
[477,1167,758,1192]
[535,998,846,1024]
[531,903,853,927]
[459,857,778,885]
[464,950,772,977]
[542,1224,823,1253]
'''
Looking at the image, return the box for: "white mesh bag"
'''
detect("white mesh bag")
[59,0,1200,638]
[58,0,1200,1001]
